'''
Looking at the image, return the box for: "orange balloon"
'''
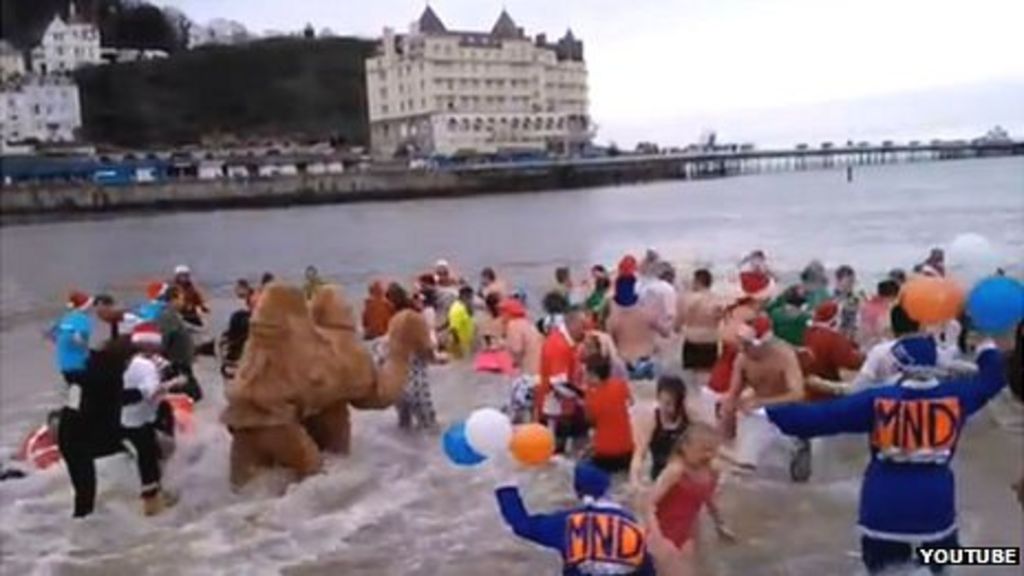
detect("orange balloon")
[509,424,555,466]
[901,276,964,325]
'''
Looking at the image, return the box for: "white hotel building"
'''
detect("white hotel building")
[29,11,102,75]
[366,7,591,157]
[1,75,82,144]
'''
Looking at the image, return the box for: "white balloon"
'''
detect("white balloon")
[946,233,999,288]
[464,408,513,457]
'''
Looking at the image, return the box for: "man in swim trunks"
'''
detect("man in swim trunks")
[676,268,722,388]
[608,272,668,381]
[721,314,811,481]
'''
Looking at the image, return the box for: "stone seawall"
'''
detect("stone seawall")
[0,171,492,221]
[0,161,670,223]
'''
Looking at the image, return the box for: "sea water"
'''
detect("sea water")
[1,157,1021,575]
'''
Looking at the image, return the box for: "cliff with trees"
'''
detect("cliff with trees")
[74,37,375,147]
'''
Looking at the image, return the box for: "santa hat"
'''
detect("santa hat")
[617,255,638,278]
[499,297,527,320]
[574,462,611,502]
[813,300,840,325]
[738,270,775,301]
[891,335,939,378]
[131,322,162,347]
[738,314,774,347]
[613,275,639,307]
[146,281,169,301]
[66,290,93,311]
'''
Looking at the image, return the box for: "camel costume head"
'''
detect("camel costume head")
[222,282,433,488]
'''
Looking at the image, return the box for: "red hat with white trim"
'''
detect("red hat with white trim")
[67,290,93,310]
[738,314,774,347]
[131,322,163,347]
[737,270,776,302]
[146,281,169,301]
[813,300,840,325]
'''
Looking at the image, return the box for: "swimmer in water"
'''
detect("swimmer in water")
[582,347,634,474]
[630,375,690,490]
[121,323,181,516]
[767,334,1009,574]
[501,297,543,423]
[536,307,589,455]
[720,314,810,481]
[676,269,723,390]
[495,461,656,575]
[607,271,668,380]
[646,423,735,576]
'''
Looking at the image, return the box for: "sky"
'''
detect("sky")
[161,0,1024,147]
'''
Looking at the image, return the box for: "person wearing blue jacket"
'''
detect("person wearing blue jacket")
[495,462,655,576]
[766,334,1007,574]
[47,291,95,388]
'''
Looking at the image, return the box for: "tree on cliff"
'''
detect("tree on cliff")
[0,0,186,52]
[75,37,376,147]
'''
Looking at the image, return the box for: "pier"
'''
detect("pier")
[451,139,1024,181]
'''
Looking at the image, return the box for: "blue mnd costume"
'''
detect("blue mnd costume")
[766,335,1006,574]
[495,463,655,576]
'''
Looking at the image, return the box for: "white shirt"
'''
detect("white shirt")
[641,278,677,329]
[122,354,162,428]
[851,337,965,393]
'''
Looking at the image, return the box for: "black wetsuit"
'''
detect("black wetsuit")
[648,409,686,481]
[58,338,133,517]
[219,309,250,380]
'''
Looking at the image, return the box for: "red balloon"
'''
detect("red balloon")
[901,277,964,325]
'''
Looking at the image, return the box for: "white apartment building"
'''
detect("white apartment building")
[0,41,26,81]
[0,76,82,144]
[366,7,590,157]
[30,10,102,75]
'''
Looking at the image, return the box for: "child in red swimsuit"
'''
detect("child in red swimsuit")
[647,423,735,575]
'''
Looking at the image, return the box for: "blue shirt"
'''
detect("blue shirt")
[135,300,166,322]
[496,486,655,575]
[767,346,1005,542]
[53,310,91,373]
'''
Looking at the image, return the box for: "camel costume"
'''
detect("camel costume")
[222,283,432,487]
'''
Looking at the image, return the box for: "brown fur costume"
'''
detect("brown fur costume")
[222,283,432,487]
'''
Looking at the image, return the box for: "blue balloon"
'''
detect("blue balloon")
[966,276,1024,334]
[442,421,486,466]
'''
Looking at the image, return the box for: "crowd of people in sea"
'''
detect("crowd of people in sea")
[8,247,1024,575]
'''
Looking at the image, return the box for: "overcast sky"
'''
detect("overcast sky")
[162,0,1024,147]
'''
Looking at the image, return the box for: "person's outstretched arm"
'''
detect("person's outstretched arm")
[495,485,564,551]
[767,388,877,438]
[961,339,1008,417]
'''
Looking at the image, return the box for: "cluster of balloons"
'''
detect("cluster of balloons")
[901,233,1023,334]
[442,408,555,468]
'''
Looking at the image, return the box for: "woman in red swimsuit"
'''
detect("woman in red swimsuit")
[646,423,735,575]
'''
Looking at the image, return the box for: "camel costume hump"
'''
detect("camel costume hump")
[221,283,325,429]
[350,308,434,410]
[308,285,377,404]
